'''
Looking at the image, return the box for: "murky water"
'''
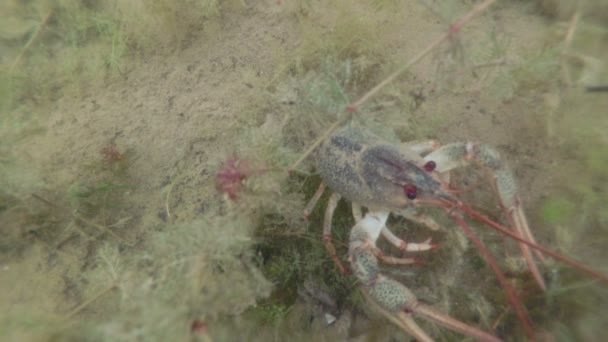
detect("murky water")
[1,1,607,341]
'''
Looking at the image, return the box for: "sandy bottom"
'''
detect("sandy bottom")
[2,1,607,341]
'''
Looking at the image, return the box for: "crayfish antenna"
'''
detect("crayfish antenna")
[449,212,535,340]
[422,140,608,285]
[362,284,502,342]
[451,201,608,285]
[415,304,502,342]
[424,142,548,291]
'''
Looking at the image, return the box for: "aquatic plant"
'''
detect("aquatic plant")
[1,0,608,341]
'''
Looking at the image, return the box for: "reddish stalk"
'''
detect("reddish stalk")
[288,0,497,172]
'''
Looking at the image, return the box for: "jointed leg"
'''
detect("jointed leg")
[350,210,501,342]
[323,192,350,274]
[400,209,441,231]
[374,249,419,265]
[355,204,438,252]
[304,182,326,219]
[388,208,439,251]
[381,227,438,252]
[492,168,545,263]
[424,143,547,290]
[402,139,441,155]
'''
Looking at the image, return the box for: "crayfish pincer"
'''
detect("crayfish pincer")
[305,124,546,341]
[302,123,608,341]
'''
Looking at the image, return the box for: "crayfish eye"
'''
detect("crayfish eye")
[404,185,417,200]
[423,160,436,172]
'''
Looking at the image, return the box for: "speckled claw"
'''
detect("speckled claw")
[305,108,608,341]
[350,211,501,342]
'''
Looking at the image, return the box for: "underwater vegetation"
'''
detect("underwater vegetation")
[1,0,608,341]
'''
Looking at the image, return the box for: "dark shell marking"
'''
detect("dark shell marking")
[317,126,442,210]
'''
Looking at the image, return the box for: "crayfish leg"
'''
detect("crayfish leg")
[423,143,547,291]
[304,182,326,219]
[323,192,351,275]
[351,211,501,342]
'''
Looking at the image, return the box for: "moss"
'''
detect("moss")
[0,0,240,114]
[247,303,292,326]
[256,178,356,305]
[541,198,576,225]
[294,1,388,71]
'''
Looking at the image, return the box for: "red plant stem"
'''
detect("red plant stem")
[288,0,497,172]
[449,212,535,340]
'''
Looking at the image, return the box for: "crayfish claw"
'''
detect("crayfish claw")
[350,211,500,341]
